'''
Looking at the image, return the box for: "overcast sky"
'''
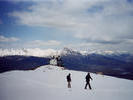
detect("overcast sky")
[0,0,133,52]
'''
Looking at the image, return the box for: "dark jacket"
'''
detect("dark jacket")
[86,73,92,83]
[67,74,71,82]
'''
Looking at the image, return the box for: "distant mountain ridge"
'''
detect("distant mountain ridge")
[0,48,133,80]
[60,48,133,80]
[0,48,132,57]
[0,48,57,57]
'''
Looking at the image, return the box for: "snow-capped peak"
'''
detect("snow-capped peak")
[60,48,129,56]
[0,48,131,57]
[80,50,130,56]
[0,48,57,57]
[60,47,80,56]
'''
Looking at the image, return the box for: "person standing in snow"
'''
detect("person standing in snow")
[85,72,92,90]
[66,73,71,88]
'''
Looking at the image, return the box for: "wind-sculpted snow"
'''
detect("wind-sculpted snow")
[0,65,133,100]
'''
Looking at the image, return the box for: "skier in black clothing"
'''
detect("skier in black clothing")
[66,73,71,88]
[85,72,92,90]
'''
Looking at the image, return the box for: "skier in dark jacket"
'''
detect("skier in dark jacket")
[85,72,92,89]
[66,73,71,88]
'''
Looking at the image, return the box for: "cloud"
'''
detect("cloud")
[8,0,133,51]
[9,0,105,28]
[84,38,124,45]
[9,1,133,31]
[0,35,19,42]
[0,39,61,49]
[28,40,61,47]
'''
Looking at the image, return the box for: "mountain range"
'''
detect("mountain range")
[0,48,133,80]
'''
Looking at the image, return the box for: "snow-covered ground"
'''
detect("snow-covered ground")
[0,65,133,100]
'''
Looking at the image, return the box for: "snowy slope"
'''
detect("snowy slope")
[0,65,133,100]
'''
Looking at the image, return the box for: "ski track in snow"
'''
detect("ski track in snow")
[0,65,133,100]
